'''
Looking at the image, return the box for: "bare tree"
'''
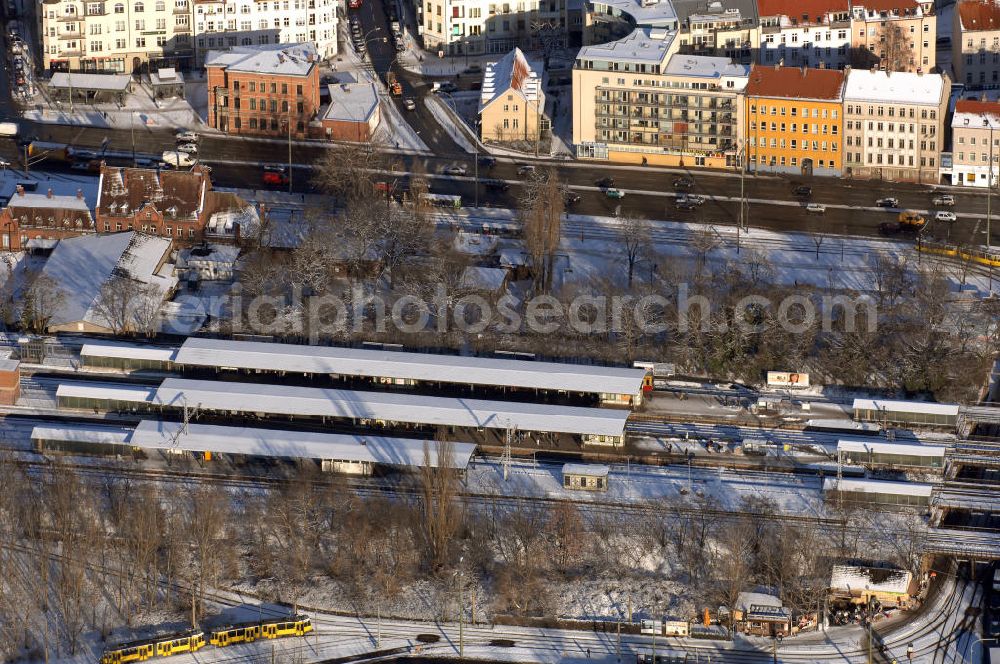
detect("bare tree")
[741,248,774,286]
[91,275,161,335]
[620,215,651,288]
[313,144,390,202]
[519,169,564,294]
[881,22,912,72]
[419,439,462,571]
[19,271,65,333]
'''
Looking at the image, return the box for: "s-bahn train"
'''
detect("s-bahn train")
[100,615,313,663]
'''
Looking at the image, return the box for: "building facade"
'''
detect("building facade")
[0,187,95,251]
[479,47,548,142]
[848,0,935,72]
[757,0,853,69]
[96,164,212,241]
[744,65,846,176]
[953,0,1000,88]
[40,0,195,72]
[206,43,321,139]
[419,0,568,55]
[320,80,381,141]
[192,0,337,65]
[843,70,946,182]
[673,0,759,63]
[949,99,1000,187]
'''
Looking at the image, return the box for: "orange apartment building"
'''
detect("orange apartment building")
[206,43,321,139]
[745,65,846,177]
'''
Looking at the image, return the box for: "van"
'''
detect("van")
[162,150,194,167]
[0,122,18,138]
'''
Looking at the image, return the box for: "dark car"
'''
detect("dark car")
[986,609,1000,638]
[563,190,581,205]
[478,155,497,168]
[674,177,694,189]
[484,178,510,192]
[596,177,615,188]
[793,185,812,196]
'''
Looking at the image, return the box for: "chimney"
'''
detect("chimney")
[46,188,53,199]
[15,185,24,196]
[774,61,781,70]
[801,65,807,76]
[76,188,83,199]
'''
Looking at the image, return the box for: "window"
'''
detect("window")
[134,1,143,10]
[114,2,124,11]
[136,36,146,46]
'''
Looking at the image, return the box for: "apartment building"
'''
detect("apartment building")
[949,99,1000,187]
[953,0,1000,88]
[96,164,212,241]
[192,0,337,65]
[0,187,95,251]
[574,31,750,168]
[843,70,946,182]
[40,0,195,72]
[848,0,935,72]
[479,47,547,141]
[673,0,759,63]
[757,0,853,69]
[420,0,568,55]
[744,64,846,176]
[206,43,321,139]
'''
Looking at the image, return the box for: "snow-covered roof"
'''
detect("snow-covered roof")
[593,0,678,27]
[953,99,1000,130]
[480,48,544,111]
[8,192,91,211]
[181,244,241,266]
[49,72,131,91]
[736,591,782,612]
[664,54,750,79]
[173,338,647,396]
[81,342,178,363]
[0,358,18,372]
[577,27,676,64]
[150,68,184,85]
[30,425,132,445]
[852,398,960,417]
[131,420,477,469]
[151,378,630,437]
[837,439,947,457]
[56,381,158,403]
[563,463,610,477]
[830,564,912,595]
[206,43,317,77]
[324,81,379,122]
[39,232,173,330]
[844,70,944,105]
[822,477,934,497]
[460,266,508,292]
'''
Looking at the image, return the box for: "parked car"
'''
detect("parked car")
[806,203,826,213]
[932,194,955,206]
[484,179,509,192]
[673,177,694,189]
[605,188,626,199]
[517,164,536,176]
[175,130,198,142]
[935,210,957,223]
[478,155,497,169]
[675,199,698,211]
[434,81,458,94]
[176,142,198,154]
[262,170,289,185]
[463,64,482,75]
[443,165,467,175]
[682,194,706,205]
[876,197,899,208]
[596,177,615,188]
[563,189,581,205]
[0,159,10,169]
[403,98,416,111]
[793,185,812,197]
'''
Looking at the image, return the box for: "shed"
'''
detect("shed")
[733,590,790,637]
[459,265,509,295]
[48,72,132,105]
[0,358,19,405]
[562,463,610,491]
[149,68,185,99]
[829,563,915,608]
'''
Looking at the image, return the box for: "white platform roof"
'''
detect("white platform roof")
[81,343,178,363]
[822,477,934,497]
[837,439,947,458]
[830,564,912,595]
[30,426,132,445]
[152,378,629,437]
[131,420,476,469]
[56,382,158,403]
[562,463,610,477]
[852,398,959,417]
[174,338,646,396]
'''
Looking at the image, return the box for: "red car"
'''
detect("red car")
[348,0,361,8]
[262,170,288,185]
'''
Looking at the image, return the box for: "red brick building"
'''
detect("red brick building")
[0,359,19,406]
[206,43,321,139]
[0,187,95,252]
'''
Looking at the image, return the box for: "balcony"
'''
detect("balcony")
[59,48,84,56]
[57,13,83,20]
[59,30,84,39]
[86,6,108,15]
[174,23,190,31]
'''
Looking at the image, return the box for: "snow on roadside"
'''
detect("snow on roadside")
[425,95,477,153]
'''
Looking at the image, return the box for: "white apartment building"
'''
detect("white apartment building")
[192,0,337,65]
[949,99,1000,187]
[842,69,946,182]
[757,0,853,69]
[849,0,935,73]
[953,0,1000,88]
[420,0,567,55]
[40,0,195,72]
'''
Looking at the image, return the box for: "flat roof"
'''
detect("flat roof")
[577,27,677,65]
[593,0,678,26]
[664,54,750,78]
[853,398,960,417]
[837,439,947,457]
[152,378,629,437]
[324,81,379,123]
[673,0,760,24]
[131,420,476,469]
[49,72,131,91]
[30,426,132,445]
[844,70,944,105]
[822,477,934,497]
[56,382,158,403]
[563,463,610,477]
[81,343,179,363]
[174,338,647,396]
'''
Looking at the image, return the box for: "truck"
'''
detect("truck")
[387,71,402,95]
[881,211,926,235]
[162,150,195,167]
[0,122,18,138]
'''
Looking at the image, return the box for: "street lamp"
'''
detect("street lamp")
[453,557,465,657]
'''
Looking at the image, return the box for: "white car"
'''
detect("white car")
[932,194,955,206]
[935,210,957,222]
[403,98,416,111]
[175,131,198,142]
[443,165,467,176]
[681,194,706,205]
[0,159,9,169]
[176,142,198,155]
[806,203,826,213]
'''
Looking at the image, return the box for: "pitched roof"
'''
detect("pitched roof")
[958,0,1000,30]
[844,70,944,104]
[758,0,849,18]
[953,99,1000,129]
[6,190,94,230]
[97,165,208,220]
[324,81,380,122]
[850,0,926,15]
[745,65,846,100]
[205,43,317,77]
[481,48,544,111]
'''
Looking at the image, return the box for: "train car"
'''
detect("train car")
[918,241,1000,269]
[27,141,71,162]
[100,630,205,664]
[209,615,312,647]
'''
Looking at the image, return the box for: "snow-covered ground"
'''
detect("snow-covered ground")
[425,95,477,153]
[24,80,204,131]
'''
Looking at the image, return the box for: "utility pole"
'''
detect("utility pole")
[458,564,465,657]
[376,602,381,648]
[130,112,136,167]
[287,111,293,194]
[988,123,994,252]
[502,423,514,481]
